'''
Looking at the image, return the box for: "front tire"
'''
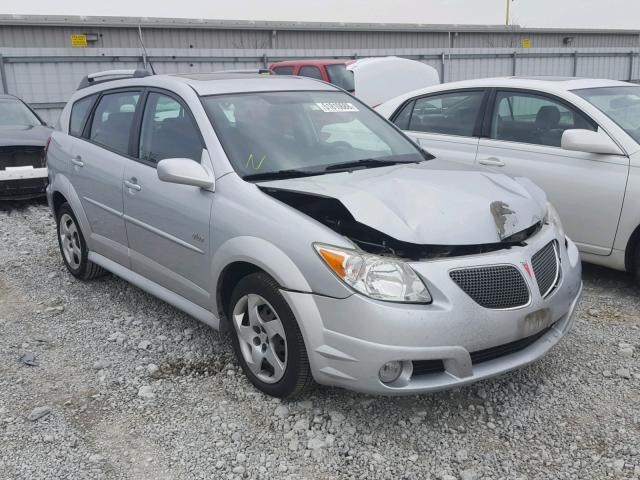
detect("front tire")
[56,202,106,280]
[634,242,640,283]
[228,272,313,398]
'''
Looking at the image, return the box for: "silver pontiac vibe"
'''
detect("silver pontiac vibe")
[46,71,582,398]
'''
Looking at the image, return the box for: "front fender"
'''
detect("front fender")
[211,236,313,296]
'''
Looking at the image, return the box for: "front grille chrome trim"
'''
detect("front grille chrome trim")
[532,240,561,298]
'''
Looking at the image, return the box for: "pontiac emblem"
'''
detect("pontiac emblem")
[522,262,533,279]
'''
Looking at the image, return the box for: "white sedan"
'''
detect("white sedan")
[377,77,640,278]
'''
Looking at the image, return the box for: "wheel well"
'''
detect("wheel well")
[52,191,68,217]
[624,224,640,272]
[216,262,264,323]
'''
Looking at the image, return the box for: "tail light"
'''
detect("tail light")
[44,136,52,163]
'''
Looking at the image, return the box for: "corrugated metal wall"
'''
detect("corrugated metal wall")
[1,22,639,124]
[2,25,639,49]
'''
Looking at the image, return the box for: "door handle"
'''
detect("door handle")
[124,179,142,191]
[478,157,506,167]
[71,156,84,167]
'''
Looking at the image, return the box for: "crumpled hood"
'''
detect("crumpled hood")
[0,125,52,147]
[259,159,547,245]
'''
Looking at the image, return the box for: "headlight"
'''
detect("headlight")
[314,244,432,303]
[544,202,565,240]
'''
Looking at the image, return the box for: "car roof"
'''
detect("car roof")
[269,59,353,67]
[75,72,338,97]
[443,76,633,91]
[400,76,632,98]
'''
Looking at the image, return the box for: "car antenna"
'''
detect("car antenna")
[137,25,156,75]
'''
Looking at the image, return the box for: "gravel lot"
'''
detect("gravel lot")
[1,201,639,480]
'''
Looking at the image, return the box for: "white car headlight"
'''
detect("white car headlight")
[544,202,566,240]
[314,244,432,303]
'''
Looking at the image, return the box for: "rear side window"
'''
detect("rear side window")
[408,91,484,137]
[392,100,415,131]
[298,66,324,80]
[326,64,355,92]
[272,66,294,75]
[89,92,140,155]
[69,94,97,137]
[138,92,203,164]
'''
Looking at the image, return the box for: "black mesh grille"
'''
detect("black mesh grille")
[532,241,560,297]
[411,324,554,378]
[449,265,530,309]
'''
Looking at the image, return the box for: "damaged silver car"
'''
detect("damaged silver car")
[46,71,582,397]
[0,94,51,199]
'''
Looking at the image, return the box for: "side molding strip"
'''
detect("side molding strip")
[83,196,123,218]
[123,214,204,254]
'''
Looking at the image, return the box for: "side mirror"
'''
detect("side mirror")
[157,157,214,189]
[561,129,624,156]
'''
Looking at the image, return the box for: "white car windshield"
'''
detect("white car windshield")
[0,98,42,128]
[574,85,640,144]
[202,90,427,180]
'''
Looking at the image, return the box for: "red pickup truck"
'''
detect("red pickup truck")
[269,60,355,93]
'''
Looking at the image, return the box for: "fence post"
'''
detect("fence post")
[0,54,8,94]
[629,50,635,81]
[573,51,579,77]
[262,53,268,69]
[441,52,446,83]
[512,51,517,76]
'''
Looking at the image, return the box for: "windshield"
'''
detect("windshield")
[202,90,424,180]
[326,64,355,92]
[573,86,640,144]
[0,98,42,128]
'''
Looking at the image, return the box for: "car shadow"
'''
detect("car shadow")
[0,196,48,213]
[582,261,638,292]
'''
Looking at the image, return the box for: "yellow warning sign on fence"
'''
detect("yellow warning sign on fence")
[71,34,87,47]
[521,38,532,49]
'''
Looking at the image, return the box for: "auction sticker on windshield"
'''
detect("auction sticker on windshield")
[316,102,359,113]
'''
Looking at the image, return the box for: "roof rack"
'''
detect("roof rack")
[77,69,152,90]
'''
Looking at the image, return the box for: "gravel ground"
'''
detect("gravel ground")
[0,201,639,480]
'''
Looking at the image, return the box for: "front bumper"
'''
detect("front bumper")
[0,166,48,199]
[283,225,582,395]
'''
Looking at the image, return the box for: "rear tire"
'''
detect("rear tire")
[228,272,313,398]
[56,202,106,280]
[634,242,640,283]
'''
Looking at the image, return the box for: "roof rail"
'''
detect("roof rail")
[77,69,152,90]
[209,69,273,75]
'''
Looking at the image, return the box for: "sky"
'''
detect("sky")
[2,0,639,29]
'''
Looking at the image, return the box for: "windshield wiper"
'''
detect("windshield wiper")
[322,158,423,172]
[243,169,320,182]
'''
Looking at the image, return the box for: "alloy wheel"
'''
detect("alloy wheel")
[59,213,82,269]
[232,293,288,383]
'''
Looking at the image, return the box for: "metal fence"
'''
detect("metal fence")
[1,46,639,125]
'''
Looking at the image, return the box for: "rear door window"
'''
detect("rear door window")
[272,66,294,75]
[298,66,324,80]
[408,90,485,137]
[69,94,97,137]
[89,91,140,155]
[138,92,203,164]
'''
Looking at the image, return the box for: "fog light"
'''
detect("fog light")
[379,361,403,384]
